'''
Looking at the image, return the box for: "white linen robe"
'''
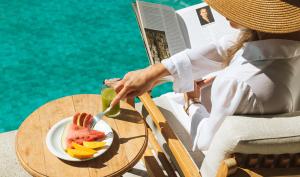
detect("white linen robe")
[161,37,300,150]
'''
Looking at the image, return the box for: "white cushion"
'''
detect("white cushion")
[201,112,300,177]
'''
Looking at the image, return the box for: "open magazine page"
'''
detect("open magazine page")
[176,3,239,49]
[136,1,186,64]
[132,3,153,65]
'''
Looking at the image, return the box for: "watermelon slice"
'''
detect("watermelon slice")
[83,114,93,128]
[73,113,81,125]
[78,113,87,126]
[61,113,105,150]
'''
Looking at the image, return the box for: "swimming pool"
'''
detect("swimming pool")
[0,0,200,133]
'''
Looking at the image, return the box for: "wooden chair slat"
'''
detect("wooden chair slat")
[262,155,277,168]
[216,161,228,177]
[293,153,300,167]
[147,127,177,177]
[139,93,201,177]
[143,147,166,177]
[124,97,135,107]
[277,154,291,168]
[246,154,260,168]
[126,96,176,176]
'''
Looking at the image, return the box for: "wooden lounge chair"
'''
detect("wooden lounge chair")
[132,92,300,177]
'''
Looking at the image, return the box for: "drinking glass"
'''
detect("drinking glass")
[101,85,120,117]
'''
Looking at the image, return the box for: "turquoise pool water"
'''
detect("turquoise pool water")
[0,0,199,133]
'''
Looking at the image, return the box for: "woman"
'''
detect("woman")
[109,0,300,150]
[198,7,213,25]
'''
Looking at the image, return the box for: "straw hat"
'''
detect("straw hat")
[205,0,300,33]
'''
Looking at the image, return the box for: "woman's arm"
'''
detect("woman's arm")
[110,35,237,107]
[110,63,170,107]
[110,45,222,107]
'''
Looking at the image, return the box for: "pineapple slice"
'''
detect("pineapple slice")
[83,141,106,149]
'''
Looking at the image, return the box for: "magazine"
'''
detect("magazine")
[132,1,239,66]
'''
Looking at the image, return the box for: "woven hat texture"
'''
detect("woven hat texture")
[205,0,300,33]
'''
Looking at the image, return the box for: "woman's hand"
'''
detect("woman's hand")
[196,77,215,88]
[110,63,170,107]
[184,76,215,114]
[185,77,215,99]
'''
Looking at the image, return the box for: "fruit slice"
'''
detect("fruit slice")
[66,148,94,159]
[83,114,93,128]
[73,113,81,125]
[61,123,72,150]
[71,142,97,154]
[83,141,106,149]
[77,113,87,126]
[62,123,106,149]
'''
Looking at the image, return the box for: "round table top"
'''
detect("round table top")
[16,94,148,177]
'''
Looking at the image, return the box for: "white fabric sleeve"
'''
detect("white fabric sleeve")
[162,51,194,92]
[192,77,252,150]
[161,34,239,93]
[161,43,223,93]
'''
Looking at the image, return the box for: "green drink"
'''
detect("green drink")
[101,87,120,117]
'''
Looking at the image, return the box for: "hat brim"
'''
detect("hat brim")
[205,0,300,33]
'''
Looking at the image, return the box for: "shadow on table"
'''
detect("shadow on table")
[119,135,146,144]
[112,108,144,124]
[61,129,120,169]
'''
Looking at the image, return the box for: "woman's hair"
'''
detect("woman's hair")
[224,30,258,66]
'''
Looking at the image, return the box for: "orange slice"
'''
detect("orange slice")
[71,142,97,154]
[66,148,95,159]
[83,141,106,149]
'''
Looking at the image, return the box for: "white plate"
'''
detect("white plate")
[46,116,114,161]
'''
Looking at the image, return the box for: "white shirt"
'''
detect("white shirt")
[162,37,300,150]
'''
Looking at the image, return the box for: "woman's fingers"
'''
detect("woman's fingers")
[107,66,161,107]
[196,77,215,87]
[196,80,205,87]
[113,80,125,93]
[104,78,121,88]
[110,86,131,107]
[204,77,214,84]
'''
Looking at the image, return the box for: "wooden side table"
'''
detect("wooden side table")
[16,94,148,177]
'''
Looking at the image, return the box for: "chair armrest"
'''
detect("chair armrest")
[139,93,201,177]
[216,158,237,177]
